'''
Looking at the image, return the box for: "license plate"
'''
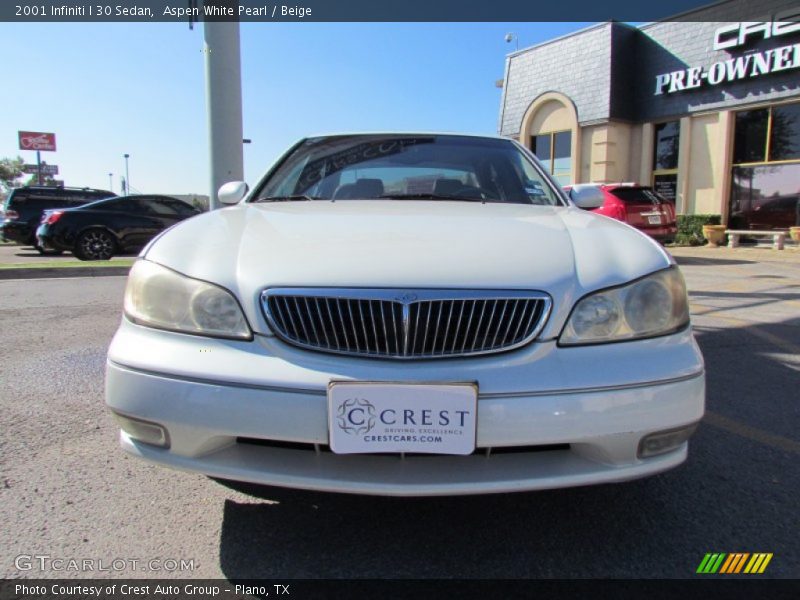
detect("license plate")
[647,215,662,225]
[327,381,478,455]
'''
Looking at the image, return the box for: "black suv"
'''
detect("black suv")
[1,186,115,252]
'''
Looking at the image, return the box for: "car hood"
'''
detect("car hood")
[144,201,672,337]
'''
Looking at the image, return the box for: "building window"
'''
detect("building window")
[730,102,800,230]
[770,103,800,162]
[733,104,800,164]
[652,121,680,204]
[531,130,571,186]
[733,110,769,164]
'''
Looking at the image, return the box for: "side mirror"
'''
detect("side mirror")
[569,185,606,210]
[218,181,248,205]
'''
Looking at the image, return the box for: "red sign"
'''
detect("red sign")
[18,131,56,152]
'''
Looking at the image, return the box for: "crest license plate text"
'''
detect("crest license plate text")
[327,382,478,455]
[647,215,662,225]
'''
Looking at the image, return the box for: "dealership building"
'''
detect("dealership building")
[498,0,800,229]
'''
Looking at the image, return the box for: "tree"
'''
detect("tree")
[23,173,58,186]
[0,156,25,191]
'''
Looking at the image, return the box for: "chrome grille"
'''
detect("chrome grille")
[262,289,551,359]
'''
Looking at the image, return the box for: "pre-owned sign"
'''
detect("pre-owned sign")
[18,131,56,151]
[655,9,800,96]
[654,44,800,95]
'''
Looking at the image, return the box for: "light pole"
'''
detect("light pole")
[108,172,113,191]
[204,21,244,209]
[505,33,518,51]
[123,154,130,195]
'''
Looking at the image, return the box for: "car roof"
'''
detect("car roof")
[602,183,648,189]
[73,195,194,208]
[16,186,113,193]
[303,131,514,141]
[119,194,184,200]
[565,183,650,190]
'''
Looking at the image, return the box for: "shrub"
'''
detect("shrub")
[675,214,722,246]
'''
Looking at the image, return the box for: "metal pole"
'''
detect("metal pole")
[36,150,42,185]
[204,18,244,209]
[124,154,130,194]
[108,173,113,190]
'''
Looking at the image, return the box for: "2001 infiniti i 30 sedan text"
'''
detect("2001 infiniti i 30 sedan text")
[106,133,705,496]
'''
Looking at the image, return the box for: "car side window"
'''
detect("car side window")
[103,199,139,212]
[145,199,182,215]
[26,197,60,210]
[8,192,30,207]
[165,200,199,216]
[72,194,103,206]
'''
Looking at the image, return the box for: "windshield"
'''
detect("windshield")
[253,135,564,205]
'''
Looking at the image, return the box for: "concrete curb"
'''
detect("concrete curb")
[0,266,131,280]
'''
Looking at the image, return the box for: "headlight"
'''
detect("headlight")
[559,267,689,345]
[124,260,251,339]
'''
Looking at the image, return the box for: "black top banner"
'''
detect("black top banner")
[2,0,797,22]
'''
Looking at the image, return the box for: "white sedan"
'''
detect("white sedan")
[106,133,704,496]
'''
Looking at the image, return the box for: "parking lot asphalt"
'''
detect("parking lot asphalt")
[0,246,798,579]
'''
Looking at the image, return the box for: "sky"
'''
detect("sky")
[0,21,597,196]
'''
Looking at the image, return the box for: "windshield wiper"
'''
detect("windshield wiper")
[254,194,321,202]
[379,193,486,202]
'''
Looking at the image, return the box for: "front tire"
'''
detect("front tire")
[74,229,116,261]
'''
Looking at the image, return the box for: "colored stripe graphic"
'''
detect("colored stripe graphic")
[697,553,726,573]
[700,552,773,574]
[696,554,713,573]
[733,553,750,574]
[720,553,749,573]
[719,554,735,574]
[744,553,774,574]
[759,554,774,573]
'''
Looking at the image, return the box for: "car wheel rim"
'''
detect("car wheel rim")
[81,232,113,260]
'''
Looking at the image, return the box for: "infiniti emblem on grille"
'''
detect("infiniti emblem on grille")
[395,292,418,303]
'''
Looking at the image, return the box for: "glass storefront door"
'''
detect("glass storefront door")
[652,121,679,205]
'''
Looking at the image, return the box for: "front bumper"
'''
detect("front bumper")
[106,319,705,496]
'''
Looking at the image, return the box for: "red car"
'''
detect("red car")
[565,183,677,243]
